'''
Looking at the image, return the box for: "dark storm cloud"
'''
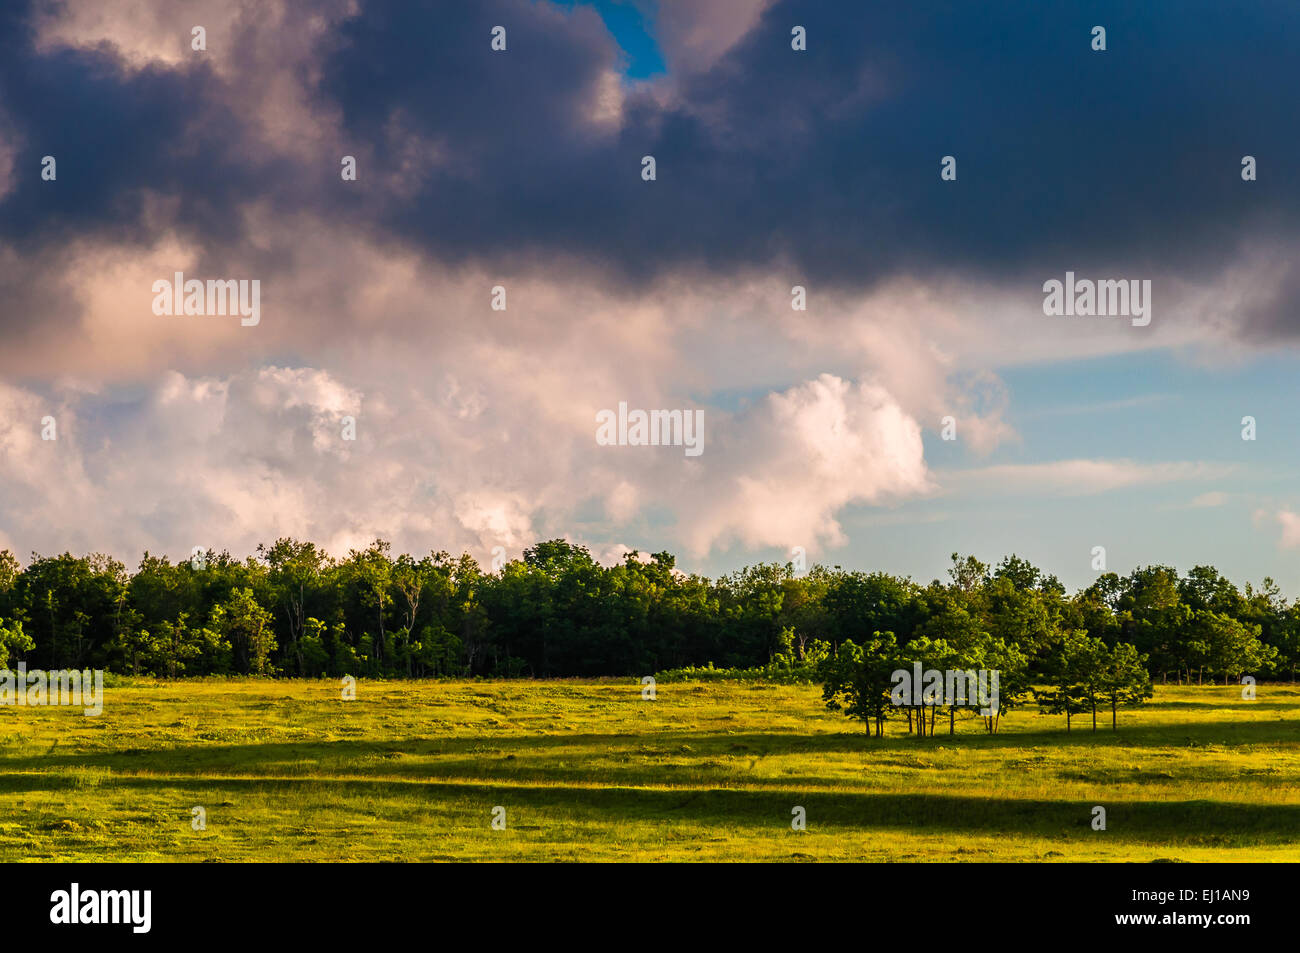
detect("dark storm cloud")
[3,0,1300,335]
[0,0,309,346]
[0,6,279,249]
[313,0,1300,300]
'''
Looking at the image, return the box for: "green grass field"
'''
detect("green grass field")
[1,679,1297,862]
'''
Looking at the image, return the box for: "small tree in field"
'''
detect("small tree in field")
[975,636,1030,734]
[890,634,957,737]
[1038,631,1152,732]
[817,631,899,737]
[1035,629,1093,732]
[1034,682,1088,732]
[1099,641,1153,730]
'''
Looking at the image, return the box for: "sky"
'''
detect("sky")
[2,0,1300,592]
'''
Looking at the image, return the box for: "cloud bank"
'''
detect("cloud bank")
[0,0,1291,568]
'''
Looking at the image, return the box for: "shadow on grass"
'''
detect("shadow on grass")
[0,769,1293,847]
[1,716,1297,771]
[1143,700,1300,711]
[0,715,1296,796]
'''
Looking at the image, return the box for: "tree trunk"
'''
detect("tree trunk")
[1111,699,1117,731]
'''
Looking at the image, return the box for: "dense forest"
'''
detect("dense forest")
[0,539,1293,687]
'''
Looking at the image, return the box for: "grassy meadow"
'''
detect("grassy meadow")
[0,678,1297,862]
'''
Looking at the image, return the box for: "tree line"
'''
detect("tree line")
[0,541,1293,691]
